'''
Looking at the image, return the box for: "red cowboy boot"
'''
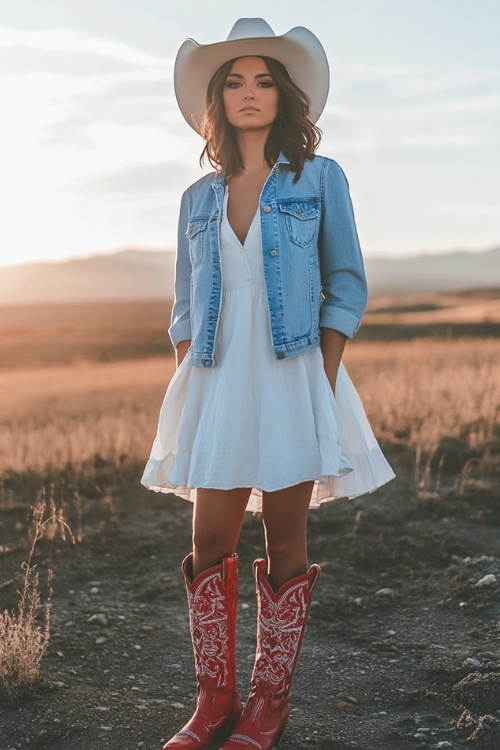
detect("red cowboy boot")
[163,553,242,749]
[219,559,320,750]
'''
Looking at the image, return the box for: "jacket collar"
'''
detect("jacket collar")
[213,151,290,185]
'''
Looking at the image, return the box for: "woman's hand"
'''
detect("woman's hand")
[320,327,347,396]
[175,339,191,369]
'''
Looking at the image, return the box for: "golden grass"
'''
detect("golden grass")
[0,339,498,483]
[0,358,175,474]
[346,338,499,449]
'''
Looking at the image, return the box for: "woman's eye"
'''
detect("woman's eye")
[258,81,274,87]
[225,82,241,88]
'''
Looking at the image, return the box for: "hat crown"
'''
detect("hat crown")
[226,18,276,41]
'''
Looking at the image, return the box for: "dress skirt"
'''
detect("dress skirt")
[141,186,395,513]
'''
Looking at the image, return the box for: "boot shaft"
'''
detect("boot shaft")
[252,559,320,697]
[182,553,239,691]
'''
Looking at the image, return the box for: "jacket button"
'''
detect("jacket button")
[277,351,286,360]
[270,250,277,257]
[262,205,271,213]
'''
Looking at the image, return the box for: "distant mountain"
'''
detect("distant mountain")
[0,246,498,305]
[0,250,175,305]
[364,247,500,297]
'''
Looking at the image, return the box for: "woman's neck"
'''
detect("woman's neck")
[236,130,271,176]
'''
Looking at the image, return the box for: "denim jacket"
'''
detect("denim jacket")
[168,153,368,367]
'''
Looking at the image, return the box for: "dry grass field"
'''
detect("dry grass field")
[0,328,498,491]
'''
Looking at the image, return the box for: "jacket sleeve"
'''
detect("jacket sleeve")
[168,189,192,348]
[318,159,368,339]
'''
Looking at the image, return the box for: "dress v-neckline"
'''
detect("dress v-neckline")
[224,185,259,248]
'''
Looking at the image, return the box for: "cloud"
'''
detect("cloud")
[0,26,165,68]
[318,62,499,153]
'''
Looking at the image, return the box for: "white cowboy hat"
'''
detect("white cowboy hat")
[174,18,330,135]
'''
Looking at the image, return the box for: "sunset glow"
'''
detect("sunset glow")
[1,2,499,268]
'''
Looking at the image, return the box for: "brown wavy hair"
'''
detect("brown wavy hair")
[199,56,322,184]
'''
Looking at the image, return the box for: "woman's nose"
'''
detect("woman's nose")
[244,91,254,99]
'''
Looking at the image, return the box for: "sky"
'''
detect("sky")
[0,0,499,268]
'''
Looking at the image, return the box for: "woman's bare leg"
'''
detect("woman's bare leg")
[261,480,315,591]
[192,487,252,577]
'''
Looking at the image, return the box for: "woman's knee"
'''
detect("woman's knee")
[192,487,250,562]
[264,532,306,562]
[192,526,236,561]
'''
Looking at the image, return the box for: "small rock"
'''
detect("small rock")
[353,597,363,605]
[171,702,185,709]
[387,629,396,636]
[88,613,108,626]
[95,636,107,645]
[134,644,142,650]
[413,732,428,739]
[475,574,497,587]
[241,603,250,610]
[90,587,100,595]
[435,742,454,748]
[375,588,395,598]
[463,657,481,668]
[482,651,498,661]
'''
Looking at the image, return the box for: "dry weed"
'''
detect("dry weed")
[0,492,74,702]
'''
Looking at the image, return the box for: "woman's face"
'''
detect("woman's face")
[222,56,280,133]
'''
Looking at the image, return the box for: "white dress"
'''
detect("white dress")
[141,185,395,513]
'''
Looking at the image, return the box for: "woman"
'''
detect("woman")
[142,18,395,750]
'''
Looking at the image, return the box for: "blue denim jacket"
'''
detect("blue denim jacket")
[169,153,367,367]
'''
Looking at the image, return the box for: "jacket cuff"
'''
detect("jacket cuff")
[320,306,362,339]
[168,320,192,349]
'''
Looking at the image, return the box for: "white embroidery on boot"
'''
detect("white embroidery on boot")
[253,581,308,689]
[176,728,201,741]
[187,571,230,687]
[230,734,262,748]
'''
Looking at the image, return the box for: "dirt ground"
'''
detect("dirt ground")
[1,458,500,750]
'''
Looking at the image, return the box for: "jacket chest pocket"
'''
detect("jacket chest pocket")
[185,217,208,267]
[278,200,320,248]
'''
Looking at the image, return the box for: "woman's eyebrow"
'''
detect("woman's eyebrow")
[226,72,273,79]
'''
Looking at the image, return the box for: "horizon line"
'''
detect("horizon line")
[1,242,499,271]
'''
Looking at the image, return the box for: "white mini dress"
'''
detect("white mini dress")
[141,186,395,513]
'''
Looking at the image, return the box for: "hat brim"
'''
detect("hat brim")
[174,26,330,135]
